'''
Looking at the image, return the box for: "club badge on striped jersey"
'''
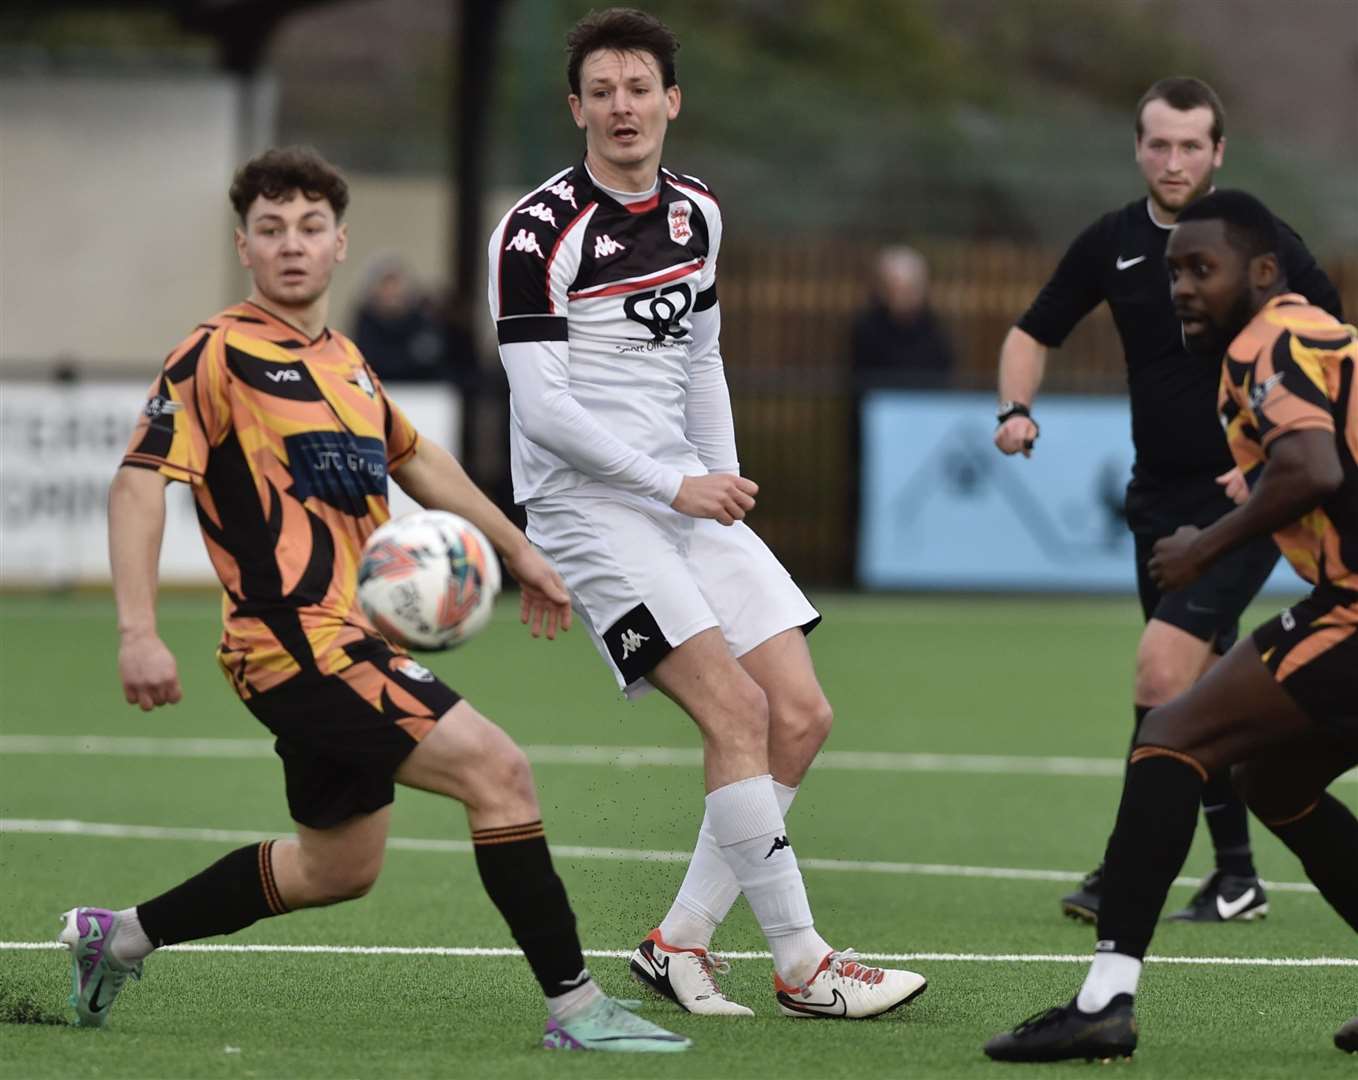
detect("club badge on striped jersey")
[668,200,693,245]
[350,365,376,398]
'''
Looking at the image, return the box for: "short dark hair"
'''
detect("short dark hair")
[229,146,350,223]
[566,8,679,97]
[1176,189,1279,259]
[1135,76,1225,145]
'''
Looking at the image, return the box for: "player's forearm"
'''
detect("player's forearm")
[500,342,684,502]
[108,466,168,638]
[684,326,739,473]
[391,439,529,560]
[1191,432,1342,567]
[997,327,1047,406]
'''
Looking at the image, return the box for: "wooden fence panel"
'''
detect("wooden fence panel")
[716,240,1358,584]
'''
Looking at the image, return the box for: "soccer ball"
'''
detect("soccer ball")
[357,510,501,651]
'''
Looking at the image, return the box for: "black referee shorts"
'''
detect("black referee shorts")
[1128,477,1280,654]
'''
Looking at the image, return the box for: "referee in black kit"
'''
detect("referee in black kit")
[993,77,1342,925]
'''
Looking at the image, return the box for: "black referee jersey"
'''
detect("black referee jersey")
[1018,197,1342,488]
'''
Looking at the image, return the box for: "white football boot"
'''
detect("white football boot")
[774,949,927,1019]
[629,929,754,1017]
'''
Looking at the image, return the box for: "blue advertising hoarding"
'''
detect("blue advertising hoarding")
[857,391,1303,597]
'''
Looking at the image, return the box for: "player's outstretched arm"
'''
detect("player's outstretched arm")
[108,466,183,711]
[994,327,1045,457]
[1150,428,1342,589]
[390,438,572,639]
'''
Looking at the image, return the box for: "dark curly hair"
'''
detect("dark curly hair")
[229,146,350,223]
[566,8,679,97]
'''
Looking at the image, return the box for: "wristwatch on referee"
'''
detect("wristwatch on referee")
[996,401,1038,448]
[995,401,1032,426]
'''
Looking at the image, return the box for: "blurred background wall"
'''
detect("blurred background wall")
[1,0,1355,587]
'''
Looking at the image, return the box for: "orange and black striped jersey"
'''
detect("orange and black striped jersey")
[123,301,420,697]
[1220,294,1358,591]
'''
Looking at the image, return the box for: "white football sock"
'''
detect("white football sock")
[658,781,799,950]
[1076,947,1142,1013]
[704,775,828,984]
[111,908,154,966]
[545,970,605,1022]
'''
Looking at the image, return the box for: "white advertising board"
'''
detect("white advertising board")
[0,381,461,586]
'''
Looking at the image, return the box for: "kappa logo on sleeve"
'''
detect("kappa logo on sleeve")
[545,180,578,210]
[519,202,559,229]
[505,229,546,258]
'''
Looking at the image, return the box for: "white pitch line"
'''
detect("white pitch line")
[4,735,1352,784]
[3,941,1352,967]
[0,817,1322,895]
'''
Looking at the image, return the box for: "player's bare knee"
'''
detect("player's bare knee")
[773,693,833,753]
[299,853,382,905]
[1133,653,1195,708]
[694,681,769,762]
[485,741,537,806]
[457,732,538,816]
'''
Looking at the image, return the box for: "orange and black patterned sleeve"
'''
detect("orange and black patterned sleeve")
[374,370,421,470]
[1253,331,1336,449]
[122,326,231,484]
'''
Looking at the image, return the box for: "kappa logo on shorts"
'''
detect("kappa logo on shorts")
[604,603,670,684]
[619,628,649,658]
[392,657,435,682]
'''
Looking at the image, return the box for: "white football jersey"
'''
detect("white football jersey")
[488,162,732,505]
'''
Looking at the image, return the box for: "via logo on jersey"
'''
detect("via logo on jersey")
[623,283,693,344]
[265,368,302,383]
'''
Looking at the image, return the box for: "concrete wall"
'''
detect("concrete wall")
[0,75,453,374]
[1,76,241,369]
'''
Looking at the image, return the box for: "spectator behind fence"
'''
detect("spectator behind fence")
[850,246,954,391]
[351,255,445,382]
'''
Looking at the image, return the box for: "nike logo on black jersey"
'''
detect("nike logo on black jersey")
[1115,255,1147,270]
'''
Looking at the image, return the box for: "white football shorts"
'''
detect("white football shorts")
[525,493,821,698]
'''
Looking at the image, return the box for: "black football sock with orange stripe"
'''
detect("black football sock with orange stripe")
[472,821,591,1000]
[1097,750,1205,959]
[136,840,288,948]
[1266,794,1358,931]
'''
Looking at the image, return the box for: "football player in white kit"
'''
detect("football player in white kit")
[487,8,926,1020]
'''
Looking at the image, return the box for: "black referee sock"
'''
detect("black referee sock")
[1098,749,1205,959]
[1130,704,1151,747]
[1266,794,1358,932]
[472,821,590,999]
[1202,771,1257,878]
[137,841,288,948]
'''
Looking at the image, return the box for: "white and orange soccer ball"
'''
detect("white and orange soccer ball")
[357,510,501,651]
